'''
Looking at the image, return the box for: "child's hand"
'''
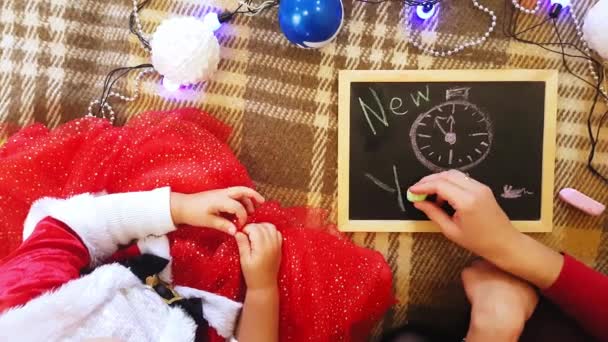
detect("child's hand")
[463,260,538,342]
[409,170,519,261]
[235,223,282,290]
[170,187,265,235]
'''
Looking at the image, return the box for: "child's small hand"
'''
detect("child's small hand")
[171,187,265,235]
[235,223,282,290]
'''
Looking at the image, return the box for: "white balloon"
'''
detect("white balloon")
[583,0,608,60]
[151,17,221,86]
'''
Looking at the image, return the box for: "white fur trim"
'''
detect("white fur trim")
[136,236,241,338]
[23,187,176,265]
[0,264,199,342]
[175,286,243,338]
[138,235,173,282]
[0,264,140,341]
[160,306,197,342]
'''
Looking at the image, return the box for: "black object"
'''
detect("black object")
[356,0,442,7]
[548,3,562,18]
[91,63,154,120]
[380,323,461,342]
[501,0,607,184]
[129,0,152,51]
[348,81,545,221]
[120,253,169,282]
[119,254,210,335]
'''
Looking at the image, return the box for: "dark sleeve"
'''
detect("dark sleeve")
[0,217,90,313]
[542,254,608,342]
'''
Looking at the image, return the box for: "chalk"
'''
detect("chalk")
[407,190,427,202]
[559,188,605,216]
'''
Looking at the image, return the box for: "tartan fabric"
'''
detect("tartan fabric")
[0,0,606,338]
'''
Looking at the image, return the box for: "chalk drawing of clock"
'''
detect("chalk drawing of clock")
[409,87,493,172]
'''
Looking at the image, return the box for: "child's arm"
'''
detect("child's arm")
[0,186,264,312]
[234,223,282,342]
[20,186,263,263]
[0,217,90,313]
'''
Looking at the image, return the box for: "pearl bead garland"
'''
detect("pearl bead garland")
[511,0,541,15]
[85,1,154,123]
[410,0,497,56]
[87,69,153,122]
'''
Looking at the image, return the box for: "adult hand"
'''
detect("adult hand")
[463,260,539,342]
[409,170,563,289]
[409,170,519,261]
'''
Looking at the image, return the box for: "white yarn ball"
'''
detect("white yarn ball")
[151,17,221,86]
[583,0,608,60]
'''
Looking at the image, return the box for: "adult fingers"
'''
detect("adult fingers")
[227,187,265,205]
[441,170,484,191]
[235,232,251,260]
[207,216,237,235]
[410,179,473,211]
[417,170,481,191]
[219,199,248,227]
[414,201,461,240]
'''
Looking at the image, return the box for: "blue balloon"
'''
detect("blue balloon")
[278,0,344,48]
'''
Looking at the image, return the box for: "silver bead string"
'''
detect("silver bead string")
[87,69,153,123]
[132,0,150,51]
[236,0,279,16]
[409,0,497,56]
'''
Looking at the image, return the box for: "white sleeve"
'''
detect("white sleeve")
[23,187,176,264]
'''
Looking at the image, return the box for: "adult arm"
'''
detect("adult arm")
[409,170,608,341]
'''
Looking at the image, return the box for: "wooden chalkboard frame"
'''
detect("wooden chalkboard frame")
[338,69,558,233]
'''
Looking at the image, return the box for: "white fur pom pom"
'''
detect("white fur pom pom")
[583,0,608,60]
[151,17,221,86]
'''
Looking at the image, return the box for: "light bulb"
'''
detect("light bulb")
[163,78,181,92]
[416,3,437,20]
[550,0,570,7]
[202,12,222,32]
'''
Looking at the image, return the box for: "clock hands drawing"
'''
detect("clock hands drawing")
[434,115,457,145]
[409,87,494,172]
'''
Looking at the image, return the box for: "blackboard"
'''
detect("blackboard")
[338,70,557,232]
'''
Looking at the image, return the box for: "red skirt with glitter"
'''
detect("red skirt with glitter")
[0,108,393,341]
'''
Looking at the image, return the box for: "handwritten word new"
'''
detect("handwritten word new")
[358,85,430,135]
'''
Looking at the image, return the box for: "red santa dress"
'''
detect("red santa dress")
[0,108,394,341]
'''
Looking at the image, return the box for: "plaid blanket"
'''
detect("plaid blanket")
[0,0,606,338]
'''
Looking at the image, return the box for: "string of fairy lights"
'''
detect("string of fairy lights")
[87,0,607,184]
